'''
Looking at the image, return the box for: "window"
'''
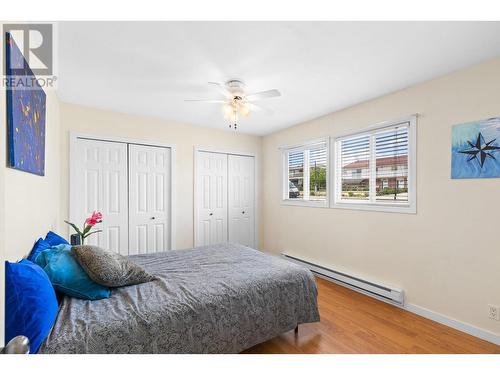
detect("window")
[333,116,416,213]
[282,139,328,206]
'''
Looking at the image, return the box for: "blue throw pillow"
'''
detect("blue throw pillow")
[44,231,69,247]
[35,244,110,300]
[5,259,59,354]
[27,238,51,262]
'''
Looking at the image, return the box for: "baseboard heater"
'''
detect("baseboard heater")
[282,253,405,306]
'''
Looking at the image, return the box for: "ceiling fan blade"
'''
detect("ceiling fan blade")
[247,102,274,115]
[184,99,227,103]
[208,81,232,99]
[246,89,281,101]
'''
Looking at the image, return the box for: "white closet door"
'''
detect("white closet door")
[228,155,255,247]
[128,144,171,255]
[196,151,228,246]
[73,139,128,253]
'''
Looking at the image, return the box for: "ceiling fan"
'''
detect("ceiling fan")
[185,80,281,130]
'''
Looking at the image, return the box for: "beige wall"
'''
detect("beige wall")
[1,86,62,345]
[262,57,500,336]
[58,103,263,250]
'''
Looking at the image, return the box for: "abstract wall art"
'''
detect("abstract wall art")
[451,117,500,179]
[5,32,47,176]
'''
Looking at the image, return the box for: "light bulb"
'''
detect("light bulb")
[239,103,250,117]
[222,103,233,118]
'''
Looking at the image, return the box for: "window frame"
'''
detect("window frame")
[281,137,330,208]
[331,115,417,214]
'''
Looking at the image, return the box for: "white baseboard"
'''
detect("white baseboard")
[404,303,500,346]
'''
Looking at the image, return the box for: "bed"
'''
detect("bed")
[39,243,320,353]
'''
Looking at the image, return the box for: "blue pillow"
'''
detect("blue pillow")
[27,238,51,262]
[44,231,69,247]
[5,259,59,354]
[35,244,110,300]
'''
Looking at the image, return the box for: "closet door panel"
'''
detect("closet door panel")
[195,151,228,246]
[228,155,255,247]
[150,146,171,252]
[73,139,128,254]
[128,144,171,255]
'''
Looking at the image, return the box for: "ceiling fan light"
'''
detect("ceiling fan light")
[186,80,279,129]
[239,103,250,117]
[222,103,233,118]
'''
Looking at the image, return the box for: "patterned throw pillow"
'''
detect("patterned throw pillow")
[71,245,157,287]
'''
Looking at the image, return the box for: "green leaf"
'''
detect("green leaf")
[64,220,83,236]
[83,224,93,235]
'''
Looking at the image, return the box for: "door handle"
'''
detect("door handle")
[209,213,213,216]
[241,211,245,214]
[150,216,156,220]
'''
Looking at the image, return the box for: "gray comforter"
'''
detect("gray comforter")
[39,243,320,354]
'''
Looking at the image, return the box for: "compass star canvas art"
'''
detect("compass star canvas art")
[451,117,500,179]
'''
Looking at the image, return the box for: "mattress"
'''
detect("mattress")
[39,243,320,353]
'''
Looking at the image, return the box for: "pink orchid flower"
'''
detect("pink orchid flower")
[85,211,103,227]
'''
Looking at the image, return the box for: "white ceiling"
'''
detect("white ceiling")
[57,22,500,135]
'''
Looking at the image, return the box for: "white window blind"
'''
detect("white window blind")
[334,117,416,213]
[375,126,409,202]
[338,134,370,201]
[282,139,328,206]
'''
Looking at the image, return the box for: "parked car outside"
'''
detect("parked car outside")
[289,181,300,198]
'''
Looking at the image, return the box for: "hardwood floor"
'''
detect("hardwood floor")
[243,277,500,354]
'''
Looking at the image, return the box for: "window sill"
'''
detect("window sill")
[281,199,329,208]
[331,201,416,214]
